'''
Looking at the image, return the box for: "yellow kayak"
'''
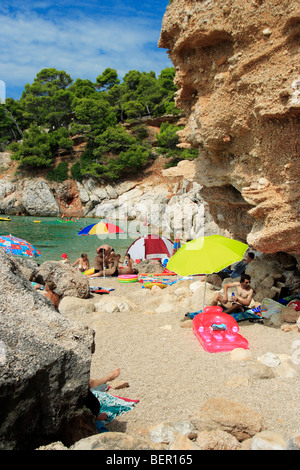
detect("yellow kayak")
[33,220,41,223]
[0,217,11,221]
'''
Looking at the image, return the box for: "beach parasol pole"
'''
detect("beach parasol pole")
[202,275,207,310]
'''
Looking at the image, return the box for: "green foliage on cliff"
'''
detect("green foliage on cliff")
[2,66,197,181]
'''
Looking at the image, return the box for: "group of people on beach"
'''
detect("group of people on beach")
[33,245,138,312]
[59,245,137,278]
[87,244,138,278]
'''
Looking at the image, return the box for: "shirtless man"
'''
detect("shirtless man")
[210,274,253,314]
[88,251,120,278]
[43,281,60,310]
[92,248,105,274]
[96,245,113,268]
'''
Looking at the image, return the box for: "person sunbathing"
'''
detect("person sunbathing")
[89,368,120,389]
[73,253,90,272]
[85,368,121,421]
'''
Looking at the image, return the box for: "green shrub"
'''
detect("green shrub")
[70,161,83,182]
[47,161,69,182]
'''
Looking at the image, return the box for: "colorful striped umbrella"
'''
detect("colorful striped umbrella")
[0,235,41,257]
[78,221,125,236]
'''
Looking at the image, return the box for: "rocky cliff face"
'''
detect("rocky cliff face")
[159,0,300,256]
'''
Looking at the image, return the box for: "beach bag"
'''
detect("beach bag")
[261,298,284,318]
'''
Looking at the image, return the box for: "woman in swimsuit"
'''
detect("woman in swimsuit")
[73,253,90,272]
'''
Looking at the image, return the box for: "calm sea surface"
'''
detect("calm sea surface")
[0,215,141,265]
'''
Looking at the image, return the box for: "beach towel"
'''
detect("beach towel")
[91,389,139,425]
[230,309,263,322]
[186,308,263,323]
[185,310,202,319]
[278,294,300,306]
[90,286,115,295]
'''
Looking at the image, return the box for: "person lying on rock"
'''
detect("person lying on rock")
[210,274,254,314]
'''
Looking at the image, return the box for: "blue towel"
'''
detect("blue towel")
[91,390,138,424]
[230,310,263,322]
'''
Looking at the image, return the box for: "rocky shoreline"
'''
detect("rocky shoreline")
[0,168,224,244]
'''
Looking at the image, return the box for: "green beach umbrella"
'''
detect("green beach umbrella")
[166,235,248,308]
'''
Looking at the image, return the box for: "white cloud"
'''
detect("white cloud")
[0,6,171,98]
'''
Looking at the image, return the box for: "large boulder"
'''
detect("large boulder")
[0,250,95,450]
[22,179,60,216]
[33,261,90,299]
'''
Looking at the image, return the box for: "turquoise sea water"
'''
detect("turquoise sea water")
[0,215,141,265]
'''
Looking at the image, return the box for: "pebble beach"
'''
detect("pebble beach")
[83,275,300,443]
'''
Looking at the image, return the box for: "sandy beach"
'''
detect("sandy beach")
[83,275,300,443]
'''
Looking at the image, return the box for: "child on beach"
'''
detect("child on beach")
[60,253,71,264]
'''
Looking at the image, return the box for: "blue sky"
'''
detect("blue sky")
[0,0,172,100]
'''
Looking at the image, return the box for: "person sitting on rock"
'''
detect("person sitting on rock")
[43,281,60,310]
[210,274,254,314]
[73,253,90,272]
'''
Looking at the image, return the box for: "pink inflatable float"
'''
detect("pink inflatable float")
[192,306,249,353]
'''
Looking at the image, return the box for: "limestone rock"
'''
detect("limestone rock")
[196,429,241,450]
[251,431,287,450]
[0,250,95,450]
[159,0,300,256]
[59,296,96,320]
[34,261,90,299]
[257,352,281,368]
[169,432,200,450]
[70,431,165,450]
[37,441,69,450]
[230,348,252,362]
[282,304,300,323]
[94,296,132,313]
[191,398,264,441]
[22,179,60,216]
[149,421,197,444]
